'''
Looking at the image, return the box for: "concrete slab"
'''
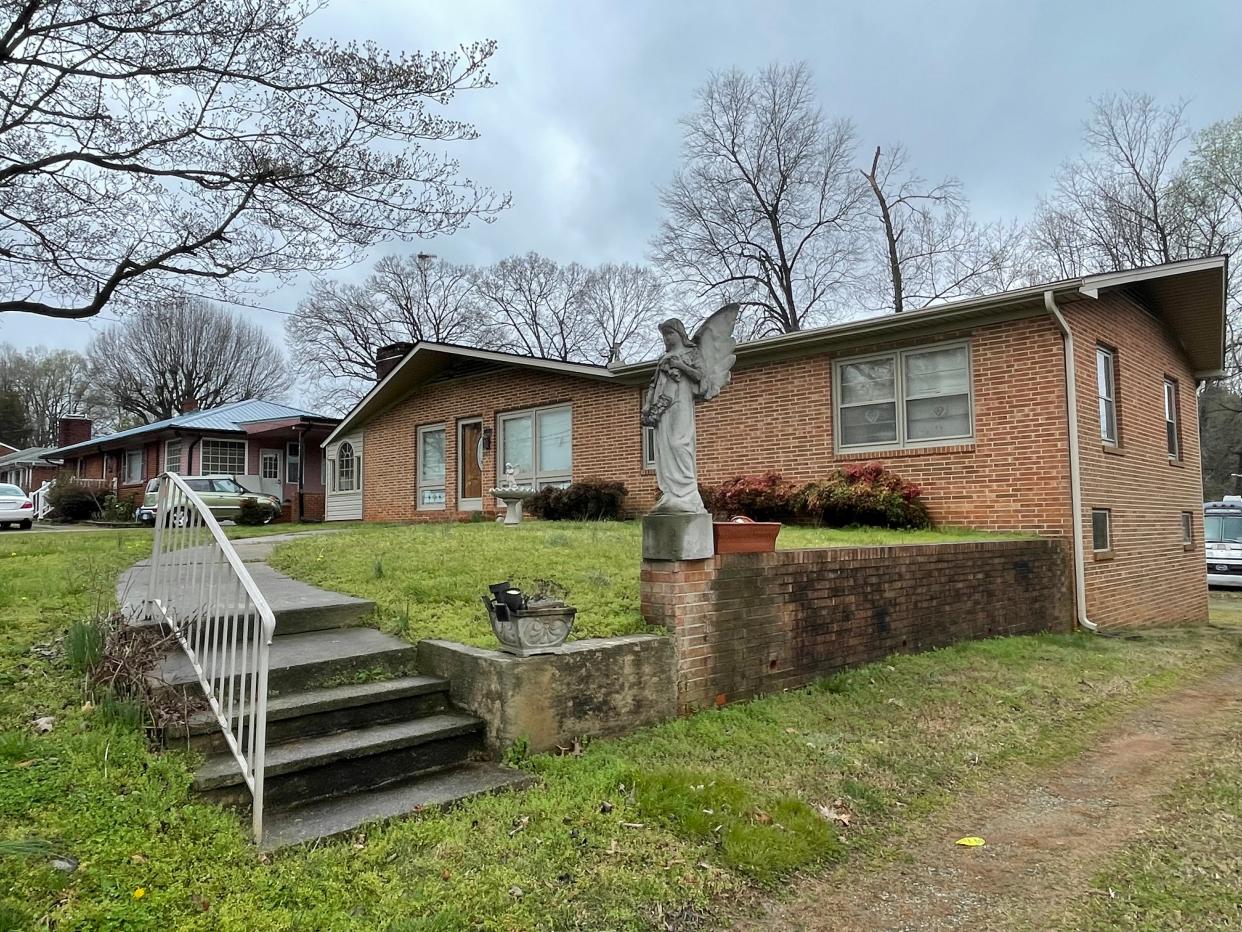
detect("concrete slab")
[259,763,535,851]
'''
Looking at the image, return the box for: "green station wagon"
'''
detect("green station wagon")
[137,475,282,526]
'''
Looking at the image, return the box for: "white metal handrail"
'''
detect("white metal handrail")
[30,480,52,520]
[144,472,275,842]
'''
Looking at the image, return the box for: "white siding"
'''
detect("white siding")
[324,431,364,522]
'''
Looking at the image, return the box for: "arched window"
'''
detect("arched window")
[336,441,357,492]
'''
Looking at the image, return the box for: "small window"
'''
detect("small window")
[286,441,301,484]
[1181,512,1193,547]
[335,441,358,492]
[417,426,446,509]
[164,439,183,475]
[641,392,656,469]
[124,449,143,484]
[1091,508,1112,553]
[1164,379,1180,460]
[1096,347,1117,444]
[260,450,281,481]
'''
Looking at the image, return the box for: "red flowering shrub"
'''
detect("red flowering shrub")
[699,472,798,522]
[796,461,930,529]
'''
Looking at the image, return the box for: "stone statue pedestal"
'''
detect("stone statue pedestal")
[642,512,714,561]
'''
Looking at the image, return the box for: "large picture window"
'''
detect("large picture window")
[1096,346,1118,444]
[417,425,446,509]
[498,405,572,488]
[200,439,247,475]
[124,449,144,484]
[834,343,973,450]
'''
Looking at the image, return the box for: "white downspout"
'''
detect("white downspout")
[1045,290,1099,632]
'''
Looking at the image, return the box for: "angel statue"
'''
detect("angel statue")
[639,304,739,514]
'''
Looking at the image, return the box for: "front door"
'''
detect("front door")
[458,420,483,511]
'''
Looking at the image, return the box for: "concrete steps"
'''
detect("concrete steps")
[128,536,529,849]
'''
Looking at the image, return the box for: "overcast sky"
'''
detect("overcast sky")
[4,0,1240,357]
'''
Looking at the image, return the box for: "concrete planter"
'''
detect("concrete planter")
[486,600,577,657]
[713,516,781,554]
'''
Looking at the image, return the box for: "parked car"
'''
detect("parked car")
[1204,500,1242,588]
[0,483,34,530]
[137,475,282,526]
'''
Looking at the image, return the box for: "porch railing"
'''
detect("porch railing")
[144,472,274,842]
[30,480,52,520]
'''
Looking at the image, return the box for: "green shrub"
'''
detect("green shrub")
[46,476,102,522]
[66,618,105,673]
[797,461,930,529]
[527,478,628,521]
[236,497,278,525]
[98,493,136,523]
[700,471,798,522]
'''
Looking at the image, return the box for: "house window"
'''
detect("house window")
[1096,346,1117,445]
[335,441,359,492]
[835,342,972,450]
[641,391,656,469]
[260,450,281,481]
[498,405,572,488]
[164,439,183,475]
[1181,511,1193,547]
[124,449,143,484]
[1164,378,1180,460]
[286,441,301,485]
[417,425,446,509]
[1091,508,1112,553]
[200,439,247,475]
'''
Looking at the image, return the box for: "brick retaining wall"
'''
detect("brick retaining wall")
[641,539,1072,713]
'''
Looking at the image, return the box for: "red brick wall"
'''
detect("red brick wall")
[1065,294,1208,627]
[641,539,1071,712]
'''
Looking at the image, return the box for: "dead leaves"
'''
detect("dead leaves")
[817,798,854,828]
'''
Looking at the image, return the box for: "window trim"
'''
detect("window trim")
[417,423,447,511]
[123,448,144,485]
[164,438,183,475]
[641,391,655,470]
[1096,345,1118,446]
[200,438,248,476]
[1181,511,1194,549]
[833,340,975,452]
[285,441,301,485]
[1163,378,1180,461]
[1091,508,1112,555]
[497,404,573,488]
[259,448,282,482]
[334,440,359,494]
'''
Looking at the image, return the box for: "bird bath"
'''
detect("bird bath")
[490,487,536,525]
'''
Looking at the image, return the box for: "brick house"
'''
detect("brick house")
[321,257,1226,629]
[0,445,62,492]
[42,400,339,522]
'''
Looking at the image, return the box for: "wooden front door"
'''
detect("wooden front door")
[459,420,483,509]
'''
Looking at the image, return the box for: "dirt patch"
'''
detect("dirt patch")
[733,663,1242,931]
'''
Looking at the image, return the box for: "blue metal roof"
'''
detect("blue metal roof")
[45,400,331,458]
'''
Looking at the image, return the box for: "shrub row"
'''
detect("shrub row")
[700,464,931,529]
[527,478,628,521]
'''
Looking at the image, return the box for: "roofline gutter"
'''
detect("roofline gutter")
[1044,290,1098,634]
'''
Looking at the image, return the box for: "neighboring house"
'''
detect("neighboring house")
[322,256,1227,630]
[42,400,340,522]
[0,441,20,458]
[0,445,63,492]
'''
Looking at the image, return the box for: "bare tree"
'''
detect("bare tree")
[87,298,292,422]
[652,62,864,335]
[0,0,509,320]
[475,252,592,360]
[580,262,665,362]
[1031,93,1242,377]
[287,254,495,408]
[859,145,1027,313]
[0,344,95,444]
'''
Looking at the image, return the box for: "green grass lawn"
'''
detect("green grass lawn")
[269,521,1023,648]
[0,526,1238,930]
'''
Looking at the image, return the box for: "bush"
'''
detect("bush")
[700,472,798,522]
[236,497,278,525]
[527,478,628,521]
[46,477,103,522]
[797,461,931,530]
[98,493,136,523]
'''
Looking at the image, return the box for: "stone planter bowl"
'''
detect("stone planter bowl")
[487,600,577,657]
[712,515,781,554]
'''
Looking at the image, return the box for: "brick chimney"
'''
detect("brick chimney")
[375,342,414,381]
[179,395,200,414]
[58,415,92,447]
